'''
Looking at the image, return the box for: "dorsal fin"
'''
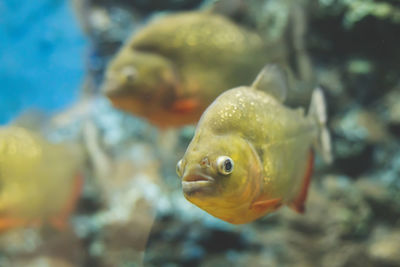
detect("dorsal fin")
[13,110,48,132]
[251,64,288,103]
[205,0,246,17]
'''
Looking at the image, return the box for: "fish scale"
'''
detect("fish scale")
[103,11,284,128]
[176,66,330,224]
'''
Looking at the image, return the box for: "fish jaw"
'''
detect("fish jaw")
[101,78,124,97]
[182,173,215,196]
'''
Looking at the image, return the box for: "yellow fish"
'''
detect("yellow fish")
[0,126,84,231]
[102,11,284,128]
[176,65,332,224]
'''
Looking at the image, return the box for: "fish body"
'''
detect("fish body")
[0,126,83,231]
[103,11,281,128]
[176,66,330,224]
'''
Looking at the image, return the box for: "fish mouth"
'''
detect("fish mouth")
[182,173,214,194]
[101,78,129,98]
[183,173,214,182]
[102,85,124,97]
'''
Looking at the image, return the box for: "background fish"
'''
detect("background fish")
[102,11,286,128]
[0,126,84,231]
[176,65,331,224]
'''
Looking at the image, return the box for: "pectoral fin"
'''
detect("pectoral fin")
[250,197,282,213]
[170,98,199,114]
[49,173,83,231]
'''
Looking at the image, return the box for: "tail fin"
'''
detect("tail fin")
[308,88,333,164]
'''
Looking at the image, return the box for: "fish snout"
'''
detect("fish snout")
[101,79,120,96]
[182,172,215,195]
[182,169,215,192]
[182,172,214,183]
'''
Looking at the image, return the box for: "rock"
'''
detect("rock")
[355,179,400,220]
[382,86,400,136]
[368,227,400,266]
[11,256,76,267]
[0,228,85,266]
[285,175,371,238]
[331,107,391,176]
[333,107,389,145]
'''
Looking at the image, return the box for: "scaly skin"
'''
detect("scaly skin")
[0,126,83,230]
[177,87,318,224]
[103,11,283,128]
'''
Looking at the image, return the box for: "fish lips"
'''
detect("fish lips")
[182,173,215,195]
[101,79,127,98]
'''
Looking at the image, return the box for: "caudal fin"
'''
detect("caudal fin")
[308,88,333,164]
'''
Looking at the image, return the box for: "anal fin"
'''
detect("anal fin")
[290,149,314,213]
[0,218,27,232]
[250,197,283,213]
[49,173,83,231]
[0,217,41,232]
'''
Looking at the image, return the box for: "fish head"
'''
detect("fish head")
[0,126,84,223]
[0,127,43,212]
[176,132,263,222]
[0,127,43,178]
[102,49,179,116]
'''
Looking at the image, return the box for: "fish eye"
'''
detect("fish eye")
[176,159,183,177]
[122,66,137,82]
[216,156,234,175]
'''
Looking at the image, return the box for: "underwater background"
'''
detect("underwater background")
[0,0,86,124]
[1,0,400,266]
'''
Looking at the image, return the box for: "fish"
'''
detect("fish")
[0,126,84,231]
[102,11,285,128]
[176,65,332,224]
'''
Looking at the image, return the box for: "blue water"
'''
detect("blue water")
[0,0,86,124]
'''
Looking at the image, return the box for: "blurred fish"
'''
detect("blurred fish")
[102,11,285,128]
[176,65,332,224]
[0,126,84,231]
